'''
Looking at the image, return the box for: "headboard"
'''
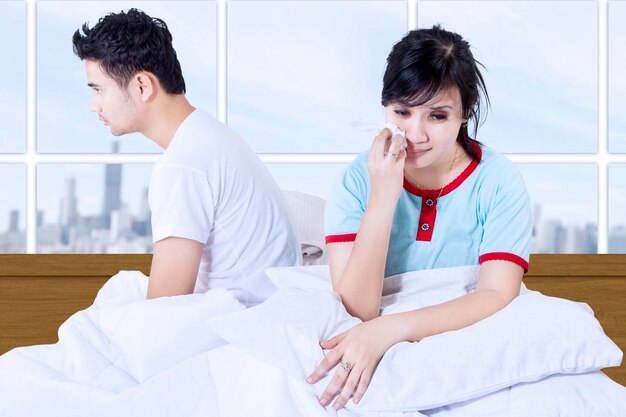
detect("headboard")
[0,254,624,385]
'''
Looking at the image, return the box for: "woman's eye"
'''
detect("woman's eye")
[431,113,448,120]
[394,109,410,117]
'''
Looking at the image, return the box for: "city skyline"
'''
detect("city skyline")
[37,155,153,254]
[0,156,614,252]
[1,158,625,253]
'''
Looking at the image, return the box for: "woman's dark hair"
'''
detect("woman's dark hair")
[381,25,489,161]
[72,8,186,95]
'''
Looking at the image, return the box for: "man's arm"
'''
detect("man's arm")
[147,237,203,299]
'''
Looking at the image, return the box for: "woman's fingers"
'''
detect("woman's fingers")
[371,128,392,160]
[352,369,373,405]
[307,348,341,383]
[386,133,406,160]
[332,366,363,410]
[320,333,345,349]
[318,361,350,407]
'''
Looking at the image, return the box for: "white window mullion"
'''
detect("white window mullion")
[26,0,36,254]
[598,0,608,253]
[258,154,357,164]
[408,0,417,31]
[217,0,227,125]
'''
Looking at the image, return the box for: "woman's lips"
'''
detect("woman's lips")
[406,148,430,157]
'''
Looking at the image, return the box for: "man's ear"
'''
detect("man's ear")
[132,72,158,102]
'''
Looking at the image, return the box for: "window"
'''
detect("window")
[228,1,406,152]
[36,163,152,253]
[1,0,620,255]
[10,1,216,253]
[0,165,26,252]
[0,1,26,153]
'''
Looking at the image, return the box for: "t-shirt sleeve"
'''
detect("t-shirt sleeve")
[149,164,215,244]
[324,162,368,244]
[478,163,532,272]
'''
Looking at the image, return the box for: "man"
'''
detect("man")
[72,8,301,304]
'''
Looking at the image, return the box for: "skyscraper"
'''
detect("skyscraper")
[9,210,19,233]
[59,176,78,245]
[101,141,122,228]
[139,186,150,221]
[60,177,78,227]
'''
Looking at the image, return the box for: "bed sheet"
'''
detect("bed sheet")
[0,267,625,416]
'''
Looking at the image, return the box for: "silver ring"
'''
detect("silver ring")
[339,360,352,372]
[385,152,398,159]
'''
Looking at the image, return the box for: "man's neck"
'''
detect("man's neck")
[142,95,196,149]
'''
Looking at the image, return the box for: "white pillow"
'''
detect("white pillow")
[89,272,246,383]
[209,266,623,411]
[265,264,332,291]
[281,190,328,266]
[422,371,626,417]
[265,264,483,314]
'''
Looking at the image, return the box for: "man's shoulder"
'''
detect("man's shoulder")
[161,109,239,168]
[176,109,230,143]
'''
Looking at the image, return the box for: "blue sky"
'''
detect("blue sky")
[610,165,626,229]
[0,165,26,233]
[0,1,26,153]
[1,0,625,243]
[609,0,626,152]
[228,1,407,152]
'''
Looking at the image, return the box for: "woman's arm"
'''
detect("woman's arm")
[308,259,523,410]
[328,130,406,321]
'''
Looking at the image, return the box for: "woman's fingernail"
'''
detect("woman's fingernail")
[306,376,313,383]
[320,398,328,406]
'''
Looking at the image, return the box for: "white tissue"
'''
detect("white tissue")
[351,119,407,150]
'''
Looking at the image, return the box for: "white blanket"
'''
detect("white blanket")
[1,266,625,417]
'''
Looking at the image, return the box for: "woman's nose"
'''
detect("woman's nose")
[405,119,428,144]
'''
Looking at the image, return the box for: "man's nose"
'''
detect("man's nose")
[89,96,101,113]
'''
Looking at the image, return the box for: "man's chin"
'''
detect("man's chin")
[109,129,126,137]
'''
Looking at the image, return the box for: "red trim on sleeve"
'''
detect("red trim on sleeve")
[325,233,357,244]
[479,252,529,273]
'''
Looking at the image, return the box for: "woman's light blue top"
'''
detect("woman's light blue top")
[324,143,532,277]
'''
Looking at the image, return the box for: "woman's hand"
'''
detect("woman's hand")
[306,316,401,410]
[368,128,406,205]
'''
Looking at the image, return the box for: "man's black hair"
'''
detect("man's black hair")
[72,8,186,94]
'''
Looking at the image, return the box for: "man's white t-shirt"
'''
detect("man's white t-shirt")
[149,109,301,305]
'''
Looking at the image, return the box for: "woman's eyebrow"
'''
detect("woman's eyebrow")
[428,104,453,110]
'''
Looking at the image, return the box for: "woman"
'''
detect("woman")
[307,25,532,410]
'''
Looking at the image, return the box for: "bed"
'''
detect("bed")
[0,253,625,417]
[0,253,624,388]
